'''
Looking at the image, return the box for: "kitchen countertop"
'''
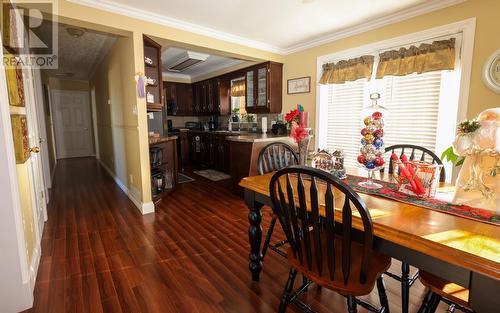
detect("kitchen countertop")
[225,133,292,143]
[149,135,178,145]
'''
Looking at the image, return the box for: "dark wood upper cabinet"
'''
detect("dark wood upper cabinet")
[143,36,163,112]
[162,61,281,116]
[164,82,193,116]
[244,62,282,114]
[191,77,230,116]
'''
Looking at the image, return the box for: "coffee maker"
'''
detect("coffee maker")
[208,116,218,131]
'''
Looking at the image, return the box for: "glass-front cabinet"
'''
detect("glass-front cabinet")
[256,66,267,107]
[243,62,283,114]
[245,70,254,108]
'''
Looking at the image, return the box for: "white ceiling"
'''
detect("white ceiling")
[71,0,463,54]
[40,23,116,79]
[162,47,247,80]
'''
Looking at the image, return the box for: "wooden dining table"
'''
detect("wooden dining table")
[239,168,500,313]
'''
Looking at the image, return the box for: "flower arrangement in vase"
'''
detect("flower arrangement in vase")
[285,104,311,165]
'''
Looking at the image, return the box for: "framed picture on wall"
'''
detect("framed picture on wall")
[4,54,25,107]
[287,76,311,94]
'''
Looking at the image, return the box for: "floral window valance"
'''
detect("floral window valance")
[319,55,374,84]
[230,79,245,97]
[376,38,456,79]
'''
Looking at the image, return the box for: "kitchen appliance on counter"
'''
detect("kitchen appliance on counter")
[150,146,163,169]
[185,121,202,131]
[271,121,287,135]
[208,116,218,131]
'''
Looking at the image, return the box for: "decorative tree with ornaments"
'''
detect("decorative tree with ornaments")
[357,93,387,189]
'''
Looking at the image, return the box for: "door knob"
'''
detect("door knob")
[29,146,40,153]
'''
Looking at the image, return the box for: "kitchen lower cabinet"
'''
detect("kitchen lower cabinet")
[188,132,230,173]
[150,138,178,202]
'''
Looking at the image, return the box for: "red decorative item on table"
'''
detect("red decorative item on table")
[285,105,311,165]
[391,153,443,198]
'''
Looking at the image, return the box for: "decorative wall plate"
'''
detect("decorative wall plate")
[482,48,500,94]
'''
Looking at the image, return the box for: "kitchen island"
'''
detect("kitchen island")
[227,133,294,196]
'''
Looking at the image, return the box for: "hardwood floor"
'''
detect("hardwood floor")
[27,158,447,312]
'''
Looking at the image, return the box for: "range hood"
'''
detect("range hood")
[167,51,209,72]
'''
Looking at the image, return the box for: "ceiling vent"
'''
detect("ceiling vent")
[167,51,209,72]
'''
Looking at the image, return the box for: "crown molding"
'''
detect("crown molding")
[68,0,285,54]
[69,0,466,56]
[283,0,467,54]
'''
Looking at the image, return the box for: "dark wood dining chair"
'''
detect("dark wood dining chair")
[383,144,446,313]
[258,142,299,260]
[270,166,391,313]
[417,271,473,313]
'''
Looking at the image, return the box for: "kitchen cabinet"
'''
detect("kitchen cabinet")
[144,36,163,112]
[150,138,178,201]
[244,61,282,114]
[192,78,230,116]
[164,82,193,116]
[187,131,230,173]
[214,134,230,172]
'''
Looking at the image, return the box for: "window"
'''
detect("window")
[318,37,462,181]
[319,70,459,174]
[315,20,478,184]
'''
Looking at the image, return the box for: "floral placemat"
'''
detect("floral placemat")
[343,175,500,226]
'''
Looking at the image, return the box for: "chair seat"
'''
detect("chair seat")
[419,271,470,308]
[287,233,391,296]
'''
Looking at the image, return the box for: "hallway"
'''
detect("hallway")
[28,158,434,312]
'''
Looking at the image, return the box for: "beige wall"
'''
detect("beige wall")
[90,33,151,205]
[15,164,36,264]
[47,77,89,92]
[283,0,500,135]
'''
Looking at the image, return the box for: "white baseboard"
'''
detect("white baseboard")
[98,159,154,215]
[29,244,41,292]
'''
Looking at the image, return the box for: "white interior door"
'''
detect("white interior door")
[23,68,47,239]
[32,70,51,203]
[52,90,93,159]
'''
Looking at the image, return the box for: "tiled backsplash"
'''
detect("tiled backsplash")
[167,113,280,132]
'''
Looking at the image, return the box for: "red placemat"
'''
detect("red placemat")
[343,175,500,226]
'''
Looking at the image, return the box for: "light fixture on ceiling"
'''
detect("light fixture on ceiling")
[167,51,209,72]
[66,27,85,38]
[54,72,75,77]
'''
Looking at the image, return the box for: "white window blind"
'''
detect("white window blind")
[323,71,444,168]
[382,71,442,153]
[324,79,366,168]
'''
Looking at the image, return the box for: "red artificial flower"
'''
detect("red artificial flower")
[290,123,309,143]
[285,109,300,124]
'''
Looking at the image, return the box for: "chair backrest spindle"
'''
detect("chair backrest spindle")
[258,142,299,175]
[270,166,374,285]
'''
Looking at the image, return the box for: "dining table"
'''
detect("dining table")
[239,168,500,313]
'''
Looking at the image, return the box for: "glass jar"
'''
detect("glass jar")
[357,93,388,189]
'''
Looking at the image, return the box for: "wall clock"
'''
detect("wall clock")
[483,48,500,94]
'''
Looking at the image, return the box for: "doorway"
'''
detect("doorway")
[51,90,94,159]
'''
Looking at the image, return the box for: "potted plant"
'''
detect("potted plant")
[231,107,240,122]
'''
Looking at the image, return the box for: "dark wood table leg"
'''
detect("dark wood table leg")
[401,262,410,313]
[245,190,264,281]
[469,273,500,313]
